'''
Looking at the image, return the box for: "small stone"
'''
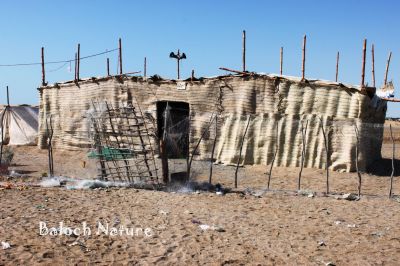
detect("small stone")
[325,262,336,266]
[318,241,326,247]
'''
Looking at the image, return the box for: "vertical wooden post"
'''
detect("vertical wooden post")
[389,124,395,198]
[319,117,329,194]
[161,103,170,183]
[335,51,339,82]
[361,39,367,88]
[371,44,376,87]
[118,38,123,75]
[107,58,110,76]
[77,43,80,81]
[191,69,194,81]
[144,57,147,78]
[41,47,45,86]
[242,30,246,72]
[234,115,251,188]
[384,51,392,85]
[267,121,279,190]
[298,120,308,190]
[354,124,362,197]
[302,35,306,80]
[280,47,283,76]
[6,86,9,107]
[74,52,77,81]
[209,115,218,184]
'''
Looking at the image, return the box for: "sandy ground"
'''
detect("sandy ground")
[1,139,400,265]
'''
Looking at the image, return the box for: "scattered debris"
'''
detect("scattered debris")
[342,193,360,201]
[1,241,11,250]
[371,231,384,237]
[199,224,225,232]
[298,190,315,198]
[159,210,169,215]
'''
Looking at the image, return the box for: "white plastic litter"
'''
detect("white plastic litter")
[1,241,11,249]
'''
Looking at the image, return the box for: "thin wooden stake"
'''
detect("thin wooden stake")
[209,115,218,184]
[107,58,110,76]
[161,103,170,183]
[234,115,251,188]
[384,51,392,85]
[6,86,10,107]
[371,44,376,87]
[77,43,80,81]
[41,47,45,86]
[119,38,123,75]
[335,51,339,82]
[267,120,279,189]
[298,119,308,190]
[144,57,147,78]
[280,47,283,76]
[354,124,362,197]
[361,39,367,87]
[389,124,395,198]
[242,30,246,72]
[188,113,216,179]
[319,117,329,194]
[74,53,77,81]
[302,35,306,80]
[191,69,194,82]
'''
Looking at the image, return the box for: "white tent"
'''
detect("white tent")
[0,105,38,145]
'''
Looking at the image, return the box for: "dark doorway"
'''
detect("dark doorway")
[157,101,190,158]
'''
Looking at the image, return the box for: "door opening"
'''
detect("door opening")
[156,101,189,159]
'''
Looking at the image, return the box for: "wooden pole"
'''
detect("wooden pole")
[119,38,123,75]
[267,121,279,189]
[371,44,376,87]
[74,53,77,81]
[384,51,392,85]
[6,86,10,107]
[234,115,251,188]
[242,30,246,72]
[319,117,329,194]
[191,69,194,82]
[389,124,395,198]
[209,115,218,184]
[361,39,367,87]
[298,120,308,190]
[188,113,216,179]
[280,47,283,76]
[107,58,110,76]
[177,49,180,79]
[161,103,170,183]
[41,47,45,86]
[144,57,147,78]
[302,35,306,80]
[335,51,339,82]
[354,124,362,197]
[77,43,80,81]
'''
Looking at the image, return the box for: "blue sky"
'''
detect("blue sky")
[0,0,399,116]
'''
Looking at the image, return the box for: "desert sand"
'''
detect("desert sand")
[1,130,400,265]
